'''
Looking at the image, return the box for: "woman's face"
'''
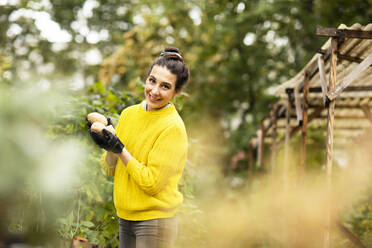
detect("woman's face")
[145,65,178,111]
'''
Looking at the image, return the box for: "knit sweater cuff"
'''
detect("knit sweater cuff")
[100,152,116,177]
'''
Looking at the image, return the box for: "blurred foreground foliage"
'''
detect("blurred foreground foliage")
[0,81,86,246]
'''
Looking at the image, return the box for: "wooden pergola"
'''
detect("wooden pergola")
[250,23,372,248]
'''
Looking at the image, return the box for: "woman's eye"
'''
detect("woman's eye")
[162,85,170,89]
[149,78,155,83]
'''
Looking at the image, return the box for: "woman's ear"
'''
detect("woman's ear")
[173,90,180,98]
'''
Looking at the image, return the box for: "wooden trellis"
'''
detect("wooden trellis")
[250,23,372,248]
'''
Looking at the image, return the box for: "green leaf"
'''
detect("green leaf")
[81,220,95,228]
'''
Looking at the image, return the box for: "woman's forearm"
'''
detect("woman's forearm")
[118,147,133,166]
[105,151,118,166]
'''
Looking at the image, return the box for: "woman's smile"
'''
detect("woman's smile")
[148,93,161,102]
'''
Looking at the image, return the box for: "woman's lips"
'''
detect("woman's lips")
[148,93,161,102]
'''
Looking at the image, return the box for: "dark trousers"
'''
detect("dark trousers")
[119,217,178,248]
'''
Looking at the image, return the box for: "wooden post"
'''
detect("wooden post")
[324,37,337,248]
[284,89,292,191]
[257,123,265,169]
[257,131,261,169]
[318,55,328,106]
[360,105,372,124]
[248,142,254,172]
[301,72,310,181]
[337,221,367,248]
[295,86,303,125]
[261,124,266,170]
[270,104,278,173]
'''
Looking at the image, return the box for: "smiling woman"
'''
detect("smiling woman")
[87,47,190,248]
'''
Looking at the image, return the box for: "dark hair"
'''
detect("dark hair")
[148,47,190,92]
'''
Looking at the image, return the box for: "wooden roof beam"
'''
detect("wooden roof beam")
[288,107,324,138]
[296,86,372,93]
[316,27,372,39]
[278,115,367,120]
[360,105,372,124]
[338,52,372,65]
[318,115,367,120]
[318,50,372,66]
[308,104,372,109]
[276,125,368,131]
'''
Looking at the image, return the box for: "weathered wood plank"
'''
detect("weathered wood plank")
[257,124,265,169]
[327,52,372,101]
[284,91,292,193]
[270,104,278,172]
[360,105,372,124]
[337,221,367,248]
[262,104,287,133]
[337,52,372,66]
[289,107,324,137]
[301,72,309,180]
[309,104,372,109]
[278,114,366,120]
[275,107,324,147]
[318,55,328,106]
[305,86,372,93]
[248,142,254,172]
[294,85,303,125]
[276,104,287,119]
[316,27,372,39]
[277,125,367,131]
[324,37,337,248]
[318,49,371,66]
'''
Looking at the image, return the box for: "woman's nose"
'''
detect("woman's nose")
[151,86,160,95]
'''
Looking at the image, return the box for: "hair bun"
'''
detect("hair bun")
[164,47,180,54]
[160,47,183,61]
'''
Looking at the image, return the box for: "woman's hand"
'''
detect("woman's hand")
[88,129,109,148]
[87,116,123,153]
[101,129,125,154]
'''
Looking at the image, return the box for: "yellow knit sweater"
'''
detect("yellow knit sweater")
[100,101,188,221]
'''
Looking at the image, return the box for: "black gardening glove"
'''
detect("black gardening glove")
[89,129,110,150]
[101,129,124,154]
[86,116,119,152]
